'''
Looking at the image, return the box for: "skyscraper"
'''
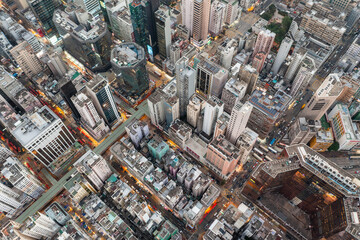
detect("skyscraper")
[74,150,112,191]
[9,41,44,78]
[252,29,275,57]
[53,8,112,72]
[176,57,196,118]
[106,1,135,42]
[111,42,149,96]
[71,92,110,141]
[19,212,60,239]
[192,0,211,42]
[288,117,321,145]
[46,52,68,78]
[155,6,171,59]
[271,36,293,74]
[252,52,266,73]
[300,74,343,121]
[1,156,44,199]
[196,57,228,97]
[187,93,205,128]
[239,64,258,95]
[284,52,306,81]
[148,89,165,127]
[205,134,241,179]
[28,0,60,41]
[12,106,76,173]
[129,0,158,58]
[223,0,239,25]
[0,183,26,217]
[181,0,193,35]
[73,0,101,16]
[60,81,81,121]
[225,102,252,144]
[209,0,226,36]
[202,96,224,137]
[86,75,120,127]
[290,56,316,96]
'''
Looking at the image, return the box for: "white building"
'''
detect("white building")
[181,0,193,35]
[328,104,360,151]
[224,0,239,25]
[202,96,224,137]
[271,36,293,74]
[125,119,149,148]
[284,52,305,81]
[0,183,23,217]
[290,56,317,96]
[74,150,113,191]
[148,89,165,127]
[209,0,226,36]
[12,106,76,173]
[1,156,44,199]
[20,212,60,239]
[187,93,205,128]
[301,74,343,121]
[74,0,101,16]
[46,52,68,78]
[72,92,110,141]
[226,102,252,144]
[0,146,12,161]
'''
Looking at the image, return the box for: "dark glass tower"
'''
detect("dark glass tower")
[129,0,158,57]
[111,42,149,97]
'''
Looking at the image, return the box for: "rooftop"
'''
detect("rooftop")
[111,42,145,68]
[12,106,60,146]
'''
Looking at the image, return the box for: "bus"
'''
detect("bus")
[252,153,263,162]
[254,147,264,156]
[265,156,273,162]
[259,145,269,153]
[268,147,278,154]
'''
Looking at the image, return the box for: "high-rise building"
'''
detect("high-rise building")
[0,183,27,217]
[73,0,101,16]
[284,52,306,81]
[12,106,76,173]
[187,93,205,128]
[60,81,81,121]
[235,127,258,165]
[53,8,112,72]
[0,31,14,64]
[46,52,68,78]
[71,92,110,141]
[328,104,360,151]
[196,57,228,97]
[205,134,241,179]
[252,29,275,57]
[0,66,42,114]
[252,51,266,73]
[301,74,343,121]
[202,96,223,137]
[221,78,247,113]
[19,212,60,239]
[330,0,350,9]
[288,117,321,145]
[223,0,239,25]
[346,7,360,32]
[9,41,44,78]
[148,89,165,127]
[111,42,149,96]
[125,119,149,147]
[0,146,12,162]
[192,0,211,42]
[0,95,20,131]
[86,75,120,127]
[239,64,258,95]
[1,156,44,199]
[290,56,316,96]
[74,150,112,191]
[300,11,346,45]
[242,144,360,240]
[248,89,292,138]
[225,102,252,144]
[181,0,193,35]
[163,95,180,127]
[28,0,61,41]
[213,112,229,138]
[176,57,196,118]
[129,0,158,57]
[271,37,293,74]
[106,3,134,42]
[208,0,226,36]
[155,6,171,59]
